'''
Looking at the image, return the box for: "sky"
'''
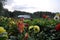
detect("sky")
[3,0,60,13]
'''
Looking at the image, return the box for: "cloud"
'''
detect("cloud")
[12,5,35,10]
[3,0,60,13]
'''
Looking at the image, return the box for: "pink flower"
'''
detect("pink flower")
[25,23,29,27]
[24,33,29,40]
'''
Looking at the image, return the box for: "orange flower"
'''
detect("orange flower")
[17,21,24,33]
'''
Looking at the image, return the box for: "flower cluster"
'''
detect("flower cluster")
[0,27,8,40]
[0,16,60,40]
[0,27,6,34]
[29,25,40,33]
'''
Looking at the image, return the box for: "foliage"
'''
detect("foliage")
[0,16,60,40]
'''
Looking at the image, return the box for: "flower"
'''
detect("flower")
[10,20,15,25]
[42,15,48,18]
[29,25,40,33]
[8,18,12,21]
[29,26,34,30]
[54,16,59,21]
[34,25,40,33]
[17,21,24,33]
[25,23,29,27]
[24,33,29,40]
[0,27,6,34]
[55,23,60,31]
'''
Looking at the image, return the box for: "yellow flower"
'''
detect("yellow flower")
[34,25,40,33]
[29,25,40,33]
[29,26,34,30]
[8,18,11,20]
[0,27,6,34]
[10,20,15,24]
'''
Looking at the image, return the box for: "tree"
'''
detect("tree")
[0,2,3,11]
[0,0,7,16]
